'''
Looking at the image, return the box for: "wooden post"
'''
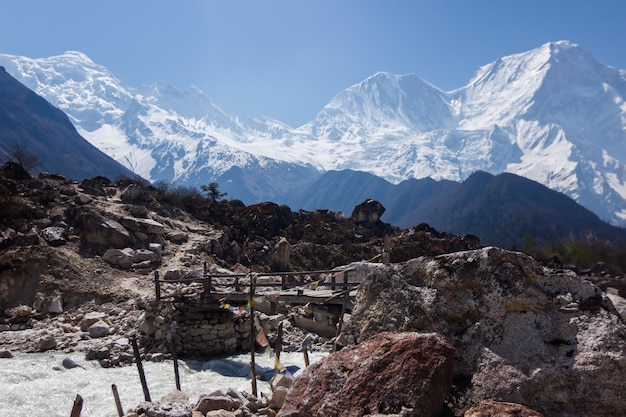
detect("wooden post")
[70,394,83,417]
[111,384,124,417]
[302,346,310,367]
[333,293,348,352]
[170,342,181,391]
[273,321,283,376]
[131,337,151,402]
[248,274,258,397]
[331,273,336,291]
[154,271,161,301]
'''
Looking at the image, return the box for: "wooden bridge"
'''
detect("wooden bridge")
[153,265,361,311]
[153,265,363,338]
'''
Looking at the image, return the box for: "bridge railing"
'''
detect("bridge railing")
[153,264,358,301]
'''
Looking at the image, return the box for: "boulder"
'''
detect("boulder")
[166,231,189,244]
[41,226,66,247]
[350,199,385,224]
[268,386,289,410]
[80,311,108,331]
[339,247,626,417]
[606,292,626,321]
[47,294,63,313]
[0,161,31,180]
[160,390,190,404]
[37,335,57,351]
[120,184,152,203]
[103,248,135,269]
[133,249,160,264]
[194,395,236,414]
[80,177,111,197]
[278,332,454,417]
[88,320,110,338]
[62,357,86,370]
[119,216,165,235]
[79,212,132,248]
[86,346,110,361]
[4,305,33,323]
[270,237,291,272]
[130,204,150,218]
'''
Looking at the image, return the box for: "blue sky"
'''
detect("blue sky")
[2,0,625,127]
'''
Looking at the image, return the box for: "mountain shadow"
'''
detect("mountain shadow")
[0,66,139,181]
[285,169,626,248]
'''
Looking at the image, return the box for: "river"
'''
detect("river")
[0,350,325,416]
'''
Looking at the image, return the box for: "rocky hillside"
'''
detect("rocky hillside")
[0,161,481,316]
[2,161,626,417]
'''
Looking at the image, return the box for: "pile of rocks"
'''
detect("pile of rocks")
[0,299,145,367]
[127,371,297,417]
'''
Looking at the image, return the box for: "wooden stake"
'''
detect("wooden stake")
[69,394,83,417]
[154,271,161,301]
[248,274,258,397]
[170,342,181,391]
[333,293,348,352]
[273,321,283,376]
[131,337,151,402]
[111,384,124,417]
[302,346,310,367]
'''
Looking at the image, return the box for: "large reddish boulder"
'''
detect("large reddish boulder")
[277,332,454,417]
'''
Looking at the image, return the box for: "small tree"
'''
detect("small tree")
[201,181,227,203]
[11,143,41,173]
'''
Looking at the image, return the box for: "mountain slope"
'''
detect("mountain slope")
[291,169,626,248]
[395,171,626,248]
[0,66,138,181]
[1,41,626,225]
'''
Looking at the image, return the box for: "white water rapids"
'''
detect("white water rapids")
[0,350,325,416]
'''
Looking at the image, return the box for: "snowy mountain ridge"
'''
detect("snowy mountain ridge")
[1,41,626,225]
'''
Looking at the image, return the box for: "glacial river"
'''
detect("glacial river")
[0,350,324,417]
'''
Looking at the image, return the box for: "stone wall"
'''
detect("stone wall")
[140,299,252,357]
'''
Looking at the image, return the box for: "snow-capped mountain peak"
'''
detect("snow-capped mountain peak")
[1,42,626,226]
[313,71,453,135]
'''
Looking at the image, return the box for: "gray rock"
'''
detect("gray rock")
[119,216,165,235]
[79,212,132,248]
[47,294,63,314]
[103,248,135,269]
[41,226,66,247]
[62,357,85,370]
[79,311,107,331]
[607,293,626,321]
[37,335,57,351]
[270,237,291,272]
[340,247,626,417]
[133,249,159,263]
[195,395,236,414]
[87,320,110,338]
[0,350,14,358]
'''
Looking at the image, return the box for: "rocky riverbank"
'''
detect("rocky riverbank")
[3,165,626,416]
